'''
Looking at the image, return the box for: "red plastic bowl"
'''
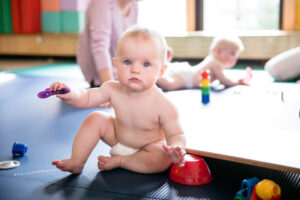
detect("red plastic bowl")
[169,154,212,185]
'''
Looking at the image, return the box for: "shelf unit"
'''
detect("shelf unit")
[0,33,79,56]
[0,31,300,60]
[166,31,300,60]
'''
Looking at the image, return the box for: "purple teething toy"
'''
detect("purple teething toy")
[38,88,70,98]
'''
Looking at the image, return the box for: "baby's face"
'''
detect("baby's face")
[115,35,164,92]
[217,46,239,68]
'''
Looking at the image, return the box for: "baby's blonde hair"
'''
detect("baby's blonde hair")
[117,25,168,64]
[209,36,244,56]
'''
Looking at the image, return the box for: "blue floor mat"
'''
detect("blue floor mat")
[0,72,299,200]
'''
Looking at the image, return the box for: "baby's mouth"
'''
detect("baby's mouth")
[129,77,141,82]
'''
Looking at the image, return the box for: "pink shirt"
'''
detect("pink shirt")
[77,0,138,85]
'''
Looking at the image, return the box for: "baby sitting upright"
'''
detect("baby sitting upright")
[50,25,186,174]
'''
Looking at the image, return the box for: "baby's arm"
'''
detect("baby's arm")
[159,99,186,164]
[50,81,112,108]
[213,66,252,87]
[212,65,242,87]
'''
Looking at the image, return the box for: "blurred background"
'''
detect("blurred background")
[0,0,299,70]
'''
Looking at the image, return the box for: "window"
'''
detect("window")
[137,0,187,36]
[203,0,281,31]
[138,0,282,34]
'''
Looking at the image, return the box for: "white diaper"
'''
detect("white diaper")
[165,62,195,88]
[110,143,139,156]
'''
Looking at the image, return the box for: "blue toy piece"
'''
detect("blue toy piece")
[12,142,27,156]
[201,94,210,104]
[234,177,260,200]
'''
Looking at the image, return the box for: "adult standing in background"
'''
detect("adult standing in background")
[77,0,138,88]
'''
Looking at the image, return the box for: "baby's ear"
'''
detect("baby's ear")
[112,57,117,66]
[213,48,221,57]
[160,64,168,76]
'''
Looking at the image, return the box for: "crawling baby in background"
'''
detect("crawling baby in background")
[157,36,252,91]
[50,26,186,174]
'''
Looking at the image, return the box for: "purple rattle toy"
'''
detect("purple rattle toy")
[38,88,70,98]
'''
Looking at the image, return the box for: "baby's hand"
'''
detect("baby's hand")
[162,144,186,165]
[50,81,72,100]
[100,101,112,108]
[238,79,246,85]
[240,66,253,86]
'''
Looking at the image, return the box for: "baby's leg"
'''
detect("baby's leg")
[157,75,186,91]
[52,111,116,174]
[98,141,171,173]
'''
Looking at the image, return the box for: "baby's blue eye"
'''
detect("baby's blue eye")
[143,62,150,67]
[124,60,132,65]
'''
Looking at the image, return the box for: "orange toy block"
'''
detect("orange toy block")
[201,79,210,87]
[40,0,60,11]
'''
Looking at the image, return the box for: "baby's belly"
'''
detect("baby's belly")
[116,129,165,149]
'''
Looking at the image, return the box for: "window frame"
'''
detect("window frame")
[186,0,299,32]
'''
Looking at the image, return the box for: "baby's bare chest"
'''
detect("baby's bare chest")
[114,102,160,130]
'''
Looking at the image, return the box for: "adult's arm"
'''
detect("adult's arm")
[89,0,114,81]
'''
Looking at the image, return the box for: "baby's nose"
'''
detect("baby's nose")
[130,64,140,73]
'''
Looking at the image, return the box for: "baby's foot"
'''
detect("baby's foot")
[97,156,121,171]
[52,158,84,174]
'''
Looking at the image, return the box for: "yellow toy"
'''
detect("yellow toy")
[255,179,281,200]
